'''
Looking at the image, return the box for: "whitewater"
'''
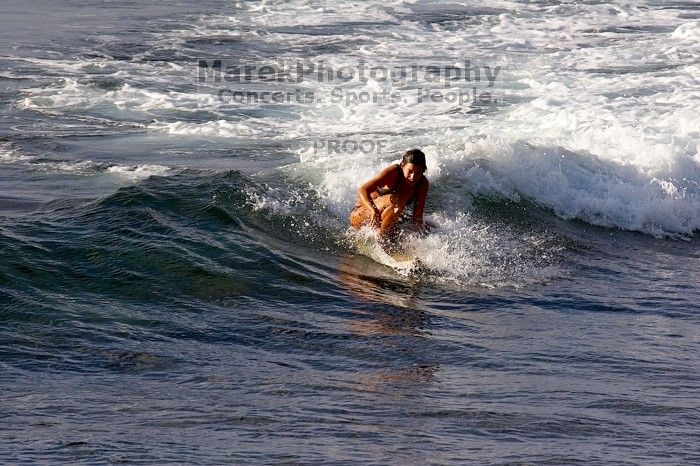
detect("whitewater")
[1,1,698,464]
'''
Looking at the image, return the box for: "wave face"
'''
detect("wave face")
[0,1,698,465]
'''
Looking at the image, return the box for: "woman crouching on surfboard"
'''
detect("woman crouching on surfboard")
[350,149,429,240]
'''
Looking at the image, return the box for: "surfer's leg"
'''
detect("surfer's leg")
[350,205,371,229]
[379,197,403,237]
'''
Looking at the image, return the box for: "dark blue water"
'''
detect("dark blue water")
[1,1,698,464]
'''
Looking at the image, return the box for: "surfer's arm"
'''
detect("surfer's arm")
[357,164,399,224]
[411,177,430,227]
[380,204,403,236]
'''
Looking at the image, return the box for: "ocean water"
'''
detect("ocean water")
[1,1,698,464]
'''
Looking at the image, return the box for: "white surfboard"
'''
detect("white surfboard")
[354,236,423,275]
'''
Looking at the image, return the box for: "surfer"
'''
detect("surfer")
[350,149,429,240]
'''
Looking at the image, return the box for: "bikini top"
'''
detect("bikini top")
[376,186,397,196]
[376,165,421,206]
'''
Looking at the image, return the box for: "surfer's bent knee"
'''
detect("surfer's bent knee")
[350,205,369,230]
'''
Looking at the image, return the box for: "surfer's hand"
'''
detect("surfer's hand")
[371,208,381,229]
[412,221,434,236]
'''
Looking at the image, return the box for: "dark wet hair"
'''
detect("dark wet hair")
[401,149,427,172]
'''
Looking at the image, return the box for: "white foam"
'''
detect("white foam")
[144,0,697,287]
[344,210,564,287]
[671,21,700,44]
[229,0,397,27]
[0,143,32,163]
[149,119,268,138]
[260,1,699,238]
[10,0,699,242]
[106,164,171,181]
[20,79,218,119]
[38,159,171,182]
[0,143,171,182]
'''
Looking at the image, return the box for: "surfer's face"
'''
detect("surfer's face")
[402,162,424,185]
